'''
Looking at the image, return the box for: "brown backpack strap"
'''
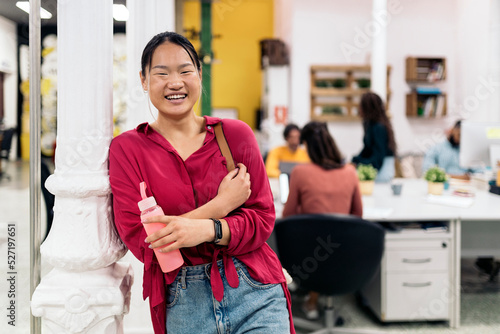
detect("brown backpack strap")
[214,122,236,172]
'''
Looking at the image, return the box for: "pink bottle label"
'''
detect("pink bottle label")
[139,182,184,273]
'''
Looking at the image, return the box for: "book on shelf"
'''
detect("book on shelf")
[423,97,436,117]
[435,95,445,117]
[427,63,444,81]
[416,87,441,94]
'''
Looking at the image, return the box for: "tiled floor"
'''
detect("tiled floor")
[292,284,500,334]
[1,160,500,334]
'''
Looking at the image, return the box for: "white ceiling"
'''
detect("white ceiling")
[0,0,126,26]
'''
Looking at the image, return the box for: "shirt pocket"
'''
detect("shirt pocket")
[194,155,229,205]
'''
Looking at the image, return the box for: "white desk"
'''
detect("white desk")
[361,179,500,328]
[362,179,500,222]
[272,178,500,328]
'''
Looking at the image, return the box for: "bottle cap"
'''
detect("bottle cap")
[138,196,157,212]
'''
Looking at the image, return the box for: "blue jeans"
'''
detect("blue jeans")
[375,156,395,183]
[166,258,290,334]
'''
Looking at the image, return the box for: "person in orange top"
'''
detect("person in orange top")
[265,123,310,178]
[282,121,363,319]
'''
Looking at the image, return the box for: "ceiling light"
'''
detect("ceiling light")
[113,4,129,22]
[16,1,53,19]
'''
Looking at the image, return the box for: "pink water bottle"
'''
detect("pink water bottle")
[138,181,184,273]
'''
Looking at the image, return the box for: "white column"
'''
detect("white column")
[488,0,500,122]
[125,0,175,130]
[31,1,131,333]
[370,0,387,103]
[120,1,176,332]
[260,66,290,155]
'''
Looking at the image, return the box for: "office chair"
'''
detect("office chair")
[0,127,16,182]
[275,213,385,334]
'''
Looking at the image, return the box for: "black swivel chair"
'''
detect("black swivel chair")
[0,127,16,182]
[275,213,385,334]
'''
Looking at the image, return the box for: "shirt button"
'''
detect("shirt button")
[207,125,212,129]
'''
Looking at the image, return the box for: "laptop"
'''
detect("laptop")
[277,162,302,204]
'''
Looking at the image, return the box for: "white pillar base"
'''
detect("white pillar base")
[31,262,133,334]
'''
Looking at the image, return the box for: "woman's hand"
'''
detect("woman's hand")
[179,163,251,220]
[215,163,251,214]
[144,216,214,252]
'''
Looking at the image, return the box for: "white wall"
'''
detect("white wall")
[0,15,18,128]
[285,0,493,160]
[454,0,494,122]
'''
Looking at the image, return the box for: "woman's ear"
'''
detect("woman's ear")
[139,70,147,91]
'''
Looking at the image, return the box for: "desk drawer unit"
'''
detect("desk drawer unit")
[386,248,449,273]
[361,231,452,322]
[385,272,450,321]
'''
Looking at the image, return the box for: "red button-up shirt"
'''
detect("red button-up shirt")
[109,116,294,334]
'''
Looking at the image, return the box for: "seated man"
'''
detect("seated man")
[422,120,470,179]
[265,123,310,178]
[423,120,497,278]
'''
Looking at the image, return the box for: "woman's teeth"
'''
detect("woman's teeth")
[166,94,187,100]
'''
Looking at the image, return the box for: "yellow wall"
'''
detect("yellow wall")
[183,0,274,129]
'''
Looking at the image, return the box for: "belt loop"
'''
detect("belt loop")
[181,267,187,289]
[205,263,211,279]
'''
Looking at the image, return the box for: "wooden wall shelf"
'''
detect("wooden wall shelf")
[405,57,447,118]
[310,65,391,122]
[406,92,447,118]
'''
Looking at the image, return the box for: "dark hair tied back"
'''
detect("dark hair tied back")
[141,31,201,77]
[301,121,343,170]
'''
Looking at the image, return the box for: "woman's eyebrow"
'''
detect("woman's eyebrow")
[178,63,195,69]
[151,65,168,70]
[151,63,194,70]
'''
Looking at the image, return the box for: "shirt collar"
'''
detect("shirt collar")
[135,115,222,134]
[203,115,222,129]
[136,122,152,134]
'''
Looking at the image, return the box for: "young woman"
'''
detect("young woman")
[352,92,397,182]
[109,32,293,334]
[282,121,362,319]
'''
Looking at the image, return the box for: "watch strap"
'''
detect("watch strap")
[211,218,223,244]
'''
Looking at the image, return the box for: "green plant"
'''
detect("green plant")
[332,78,346,88]
[356,78,371,88]
[315,80,328,87]
[424,166,447,183]
[322,106,343,115]
[357,164,378,181]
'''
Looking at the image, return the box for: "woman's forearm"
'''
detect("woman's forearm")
[181,196,228,219]
[182,163,251,220]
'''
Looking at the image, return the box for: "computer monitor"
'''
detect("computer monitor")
[460,121,500,169]
[279,161,300,176]
[277,162,303,204]
[278,173,289,204]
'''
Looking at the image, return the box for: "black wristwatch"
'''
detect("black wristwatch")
[211,218,223,244]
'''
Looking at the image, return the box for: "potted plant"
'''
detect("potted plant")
[356,78,371,88]
[332,78,347,88]
[357,164,378,195]
[322,106,344,115]
[424,166,447,195]
[315,80,328,88]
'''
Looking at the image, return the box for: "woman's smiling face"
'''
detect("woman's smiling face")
[141,41,201,119]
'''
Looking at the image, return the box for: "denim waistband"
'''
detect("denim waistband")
[173,257,244,282]
[172,252,242,301]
